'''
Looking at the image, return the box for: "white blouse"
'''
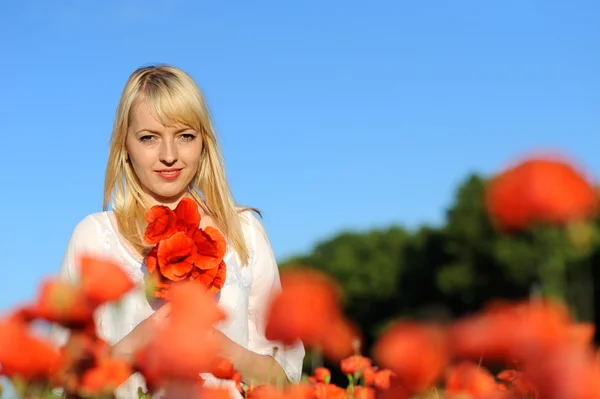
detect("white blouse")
[50,210,305,398]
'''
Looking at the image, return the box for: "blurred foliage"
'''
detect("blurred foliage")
[280,173,600,364]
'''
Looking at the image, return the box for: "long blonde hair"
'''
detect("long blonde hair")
[103,64,257,266]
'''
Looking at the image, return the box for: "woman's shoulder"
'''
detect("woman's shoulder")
[236,207,273,258]
[68,211,114,241]
[60,212,119,273]
[237,207,265,235]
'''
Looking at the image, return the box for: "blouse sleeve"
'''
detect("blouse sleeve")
[245,213,305,383]
[49,215,103,346]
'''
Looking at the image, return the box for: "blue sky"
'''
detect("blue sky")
[1,0,598,310]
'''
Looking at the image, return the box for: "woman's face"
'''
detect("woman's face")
[126,101,203,206]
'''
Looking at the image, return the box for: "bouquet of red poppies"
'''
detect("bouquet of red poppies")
[143,198,227,300]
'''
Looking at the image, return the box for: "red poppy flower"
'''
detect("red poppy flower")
[79,254,135,304]
[144,201,228,299]
[486,155,598,231]
[0,318,62,379]
[157,232,196,281]
[444,361,498,397]
[192,227,227,270]
[174,197,201,234]
[265,267,357,361]
[26,279,95,328]
[144,205,178,245]
[372,321,448,393]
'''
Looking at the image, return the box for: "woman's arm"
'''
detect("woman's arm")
[217,330,290,386]
[110,305,171,362]
[238,212,306,386]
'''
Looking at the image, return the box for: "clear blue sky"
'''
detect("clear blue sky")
[1,0,598,310]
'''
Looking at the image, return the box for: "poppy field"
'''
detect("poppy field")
[1,153,599,399]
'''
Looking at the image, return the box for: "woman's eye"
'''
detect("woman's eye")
[139,135,155,142]
[180,134,197,141]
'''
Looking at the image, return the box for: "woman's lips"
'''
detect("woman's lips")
[156,169,182,180]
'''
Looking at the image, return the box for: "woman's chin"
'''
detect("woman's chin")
[146,187,191,204]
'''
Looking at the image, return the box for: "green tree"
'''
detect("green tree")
[396,226,452,321]
[434,174,534,313]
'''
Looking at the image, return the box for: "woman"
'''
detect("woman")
[52,64,305,398]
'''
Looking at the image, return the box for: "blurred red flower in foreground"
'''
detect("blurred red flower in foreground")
[308,367,331,384]
[248,384,319,399]
[372,321,449,394]
[135,281,226,388]
[26,279,96,328]
[444,361,498,397]
[200,387,236,399]
[80,357,132,396]
[79,254,136,304]
[497,369,537,399]
[341,355,371,376]
[485,155,598,231]
[0,317,62,379]
[265,267,359,362]
[516,337,600,399]
[25,254,135,329]
[449,298,594,363]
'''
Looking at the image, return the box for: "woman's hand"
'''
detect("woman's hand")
[210,328,242,362]
[111,303,172,361]
[210,328,290,386]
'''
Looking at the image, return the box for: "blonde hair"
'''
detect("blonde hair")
[103,64,258,266]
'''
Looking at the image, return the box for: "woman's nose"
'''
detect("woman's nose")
[159,139,178,165]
